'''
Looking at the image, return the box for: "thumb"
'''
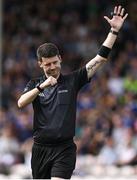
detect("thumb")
[104,16,110,23]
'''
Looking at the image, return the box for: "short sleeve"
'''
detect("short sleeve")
[72,67,91,91]
[23,80,36,94]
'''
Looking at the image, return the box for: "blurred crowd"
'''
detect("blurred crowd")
[1,0,137,177]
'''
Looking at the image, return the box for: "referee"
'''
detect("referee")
[18,6,127,180]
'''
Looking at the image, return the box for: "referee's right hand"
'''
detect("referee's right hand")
[18,76,57,108]
[40,76,57,89]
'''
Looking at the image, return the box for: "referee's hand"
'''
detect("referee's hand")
[104,5,128,32]
[40,76,57,89]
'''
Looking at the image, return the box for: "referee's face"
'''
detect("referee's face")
[39,55,61,79]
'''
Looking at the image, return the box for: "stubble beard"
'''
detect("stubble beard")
[46,68,60,79]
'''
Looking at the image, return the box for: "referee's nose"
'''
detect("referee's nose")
[50,63,56,70]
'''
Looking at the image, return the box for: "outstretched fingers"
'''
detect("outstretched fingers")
[114,6,117,14]
[120,8,125,17]
[104,5,128,24]
[123,13,128,20]
[117,5,122,15]
[118,6,128,20]
[112,5,128,20]
[104,16,110,23]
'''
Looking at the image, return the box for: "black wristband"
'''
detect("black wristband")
[36,85,44,92]
[98,45,111,59]
[110,29,118,36]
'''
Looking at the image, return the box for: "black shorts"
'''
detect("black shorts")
[31,140,77,179]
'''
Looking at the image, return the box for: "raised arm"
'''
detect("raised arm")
[86,5,128,79]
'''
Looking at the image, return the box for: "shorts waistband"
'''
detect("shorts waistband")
[34,138,74,147]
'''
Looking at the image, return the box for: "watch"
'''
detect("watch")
[110,29,118,36]
[36,85,44,92]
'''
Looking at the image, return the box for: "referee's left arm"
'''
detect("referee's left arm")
[86,5,128,80]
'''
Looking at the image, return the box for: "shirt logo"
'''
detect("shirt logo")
[38,93,45,97]
[58,90,68,93]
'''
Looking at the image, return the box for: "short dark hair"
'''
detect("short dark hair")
[37,43,59,61]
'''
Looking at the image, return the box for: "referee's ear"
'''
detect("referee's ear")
[38,60,43,68]
[58,55,62,63]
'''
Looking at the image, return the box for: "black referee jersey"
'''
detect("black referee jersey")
[23,67,91,145]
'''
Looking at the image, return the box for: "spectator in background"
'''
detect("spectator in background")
[0,122,20,166]
[97,136,118,165]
